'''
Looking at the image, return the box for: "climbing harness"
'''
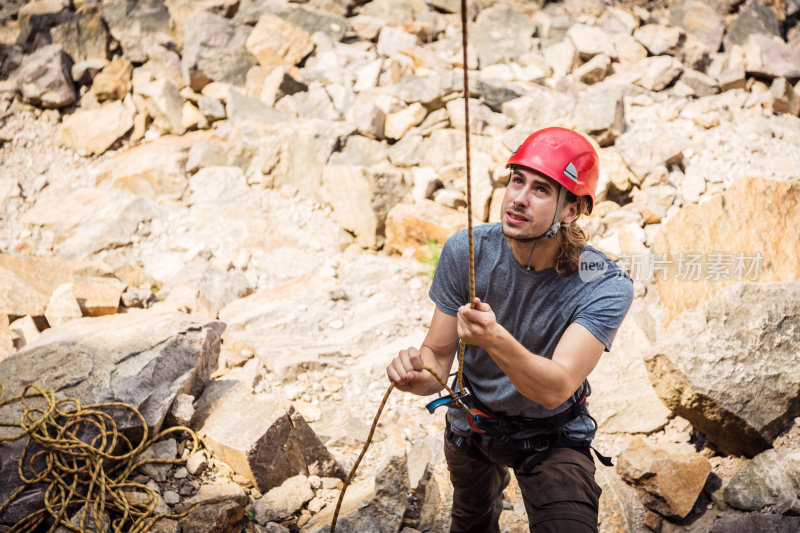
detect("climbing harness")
[331,1,606,531]
[0,381,203,532]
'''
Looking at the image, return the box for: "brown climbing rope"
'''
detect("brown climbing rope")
[330,0,477,530]
[0,380,202,532]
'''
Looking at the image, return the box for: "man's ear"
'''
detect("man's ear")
[561,200,579,224]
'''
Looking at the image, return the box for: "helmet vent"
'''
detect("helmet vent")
[563,162,578,182]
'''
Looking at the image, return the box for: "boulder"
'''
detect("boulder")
[384,103,427,141]
[617,437,710,519]
[0,254,125,319]
[633,24,683,56]
[567,24,616,59]
[0,310,224,524]
[669,0,725,55]
[614,127,687,186]
[743,33,800,79]
[376,26,416,58]
[253,475,314,523]
[322,165,409,248]
[302,446,409,533]
[646,282,800,457]
[328,136,389,167]
[58,101,134,156]
[245,12,314,70]
[178,501,245,533]
[14,44,76,108]
[769,77,800,115]
[186,141,229,174]
[723,0,781,50]
[574,53,612,84]
[192,379,343,492]
[574,83,625,147]
[102,0,172,64]
[710,513,800,532]
[136,78,186,135]
[21,186,164,260]
[471,5,536,67]
[590,298,671,435]
[246,119,354,197]
[723,448,800,511]
[91,58,132,102]
[630,55,684,92]
[596,463,648,533]
[160,259,251,318]
[92,131,210,200]
[384,201,466,257]
[651,178,800,323]
[49,13,110,63]
[181,11,256,91]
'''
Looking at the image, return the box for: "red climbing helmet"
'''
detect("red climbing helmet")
[506,127,600,214]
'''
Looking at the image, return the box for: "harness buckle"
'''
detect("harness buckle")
[424,387,473,414]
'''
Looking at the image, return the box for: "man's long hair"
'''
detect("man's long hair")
[553,192,592,276]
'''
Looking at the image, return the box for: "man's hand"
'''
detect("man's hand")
[457,297,501,349]
[386,346,426,392]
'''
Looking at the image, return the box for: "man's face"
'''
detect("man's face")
[501,166,560,241]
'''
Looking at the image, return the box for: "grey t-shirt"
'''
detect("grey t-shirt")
[429,223,634,440]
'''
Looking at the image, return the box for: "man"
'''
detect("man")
[386,127,634,532]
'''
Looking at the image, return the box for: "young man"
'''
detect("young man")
[386,127,634,532]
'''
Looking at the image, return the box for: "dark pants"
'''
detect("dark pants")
[444,433,602,533]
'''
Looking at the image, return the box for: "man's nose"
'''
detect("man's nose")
[510,187,528,207]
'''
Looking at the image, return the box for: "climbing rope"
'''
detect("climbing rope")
[331,0,477,530]
[0,380,202,532]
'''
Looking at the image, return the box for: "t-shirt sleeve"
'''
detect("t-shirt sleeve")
[428,233,468,316]
[572,271,634,352]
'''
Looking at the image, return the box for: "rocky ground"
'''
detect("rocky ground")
[2,0,800,532]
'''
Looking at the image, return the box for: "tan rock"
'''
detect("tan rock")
[92,131,211,199]
[590,299,671,434]
[136,79,186,135]
[322,165,409,248]
[91,58,132,102]
[384,103,427,140]
[0,254,121,319]
[44,283,83,327]
[0,313,12,357]
[488,187,505,223]
[9,315,40,350]
[181,101,207,130]
[652,177,800,324]
[58,101,134,156]
[575,53,612,84]
[617,437,710,519]
[245,13,314,70]
[384,201,467,257]
[613,34,648,65]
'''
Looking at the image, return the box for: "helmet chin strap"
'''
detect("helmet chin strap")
[525,186,568,270]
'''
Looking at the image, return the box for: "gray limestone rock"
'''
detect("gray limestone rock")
[711,513,800,532]
[574,82,626,147]
[472,5,536,67]
[14,44,76,108]
[50,13,110,62]
[181,11,257,91]
[102,0,172,64]
[724,448,800,511]
[723,0,781,51]
[645,282,800,457]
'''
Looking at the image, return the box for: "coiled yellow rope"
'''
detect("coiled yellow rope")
[0,380,201,532]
